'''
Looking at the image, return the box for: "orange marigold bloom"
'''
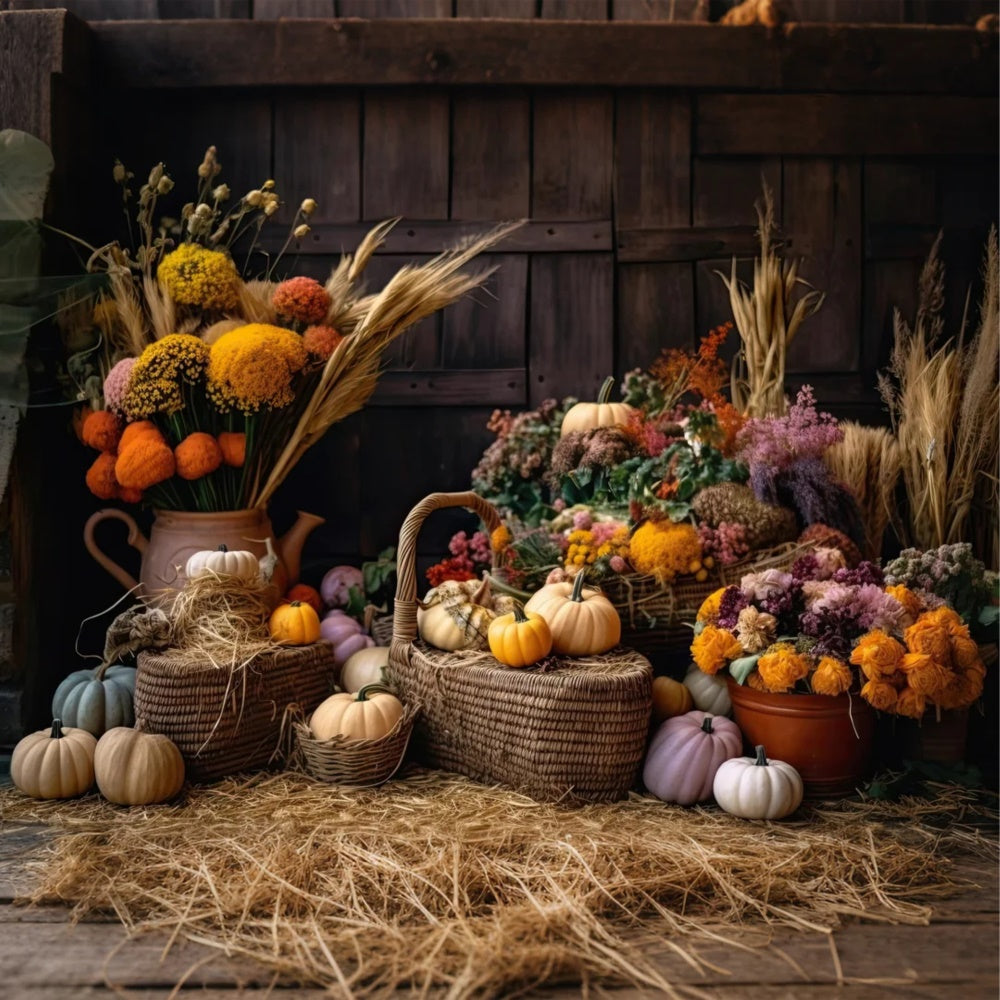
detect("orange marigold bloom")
[895,686,927,720]
[85,452,119,500]
[115,434,176,490]
[272,276,331,325]
[885,584,923,625]
[920,606,966,635]
[302,324,343,359]
[119,420,164,452]
[860,679,898,712]
[174,432,223,480]
[850,631,905,679]
[81,410,122,452]
[697,587,728,624]
[217,431,246,468]
[904,618,953,667]
[207,323,308,413]
[899,652,952,698]
[691,624,743,675]
[811,656,853,696]
[757,642,811,693]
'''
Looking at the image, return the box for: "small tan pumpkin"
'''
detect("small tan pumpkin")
[310,685,404,742]
[560,376,636,438]
[185,544,260,584]
[341,645,390,693]
[11,719,96,800]
[524,572,621,656]
[488,603,553,668]
[94,724,185,806]
[417,576,514,652]
[651,675,694,724]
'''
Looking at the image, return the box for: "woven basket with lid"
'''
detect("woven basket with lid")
[386,491,652,803]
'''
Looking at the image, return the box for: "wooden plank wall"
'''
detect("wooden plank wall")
[0,7,997,728]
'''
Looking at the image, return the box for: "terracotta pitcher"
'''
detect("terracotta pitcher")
[83,507,325,598]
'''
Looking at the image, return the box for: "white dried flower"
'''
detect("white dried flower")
[293,223,310,238]
[212,183,230,202]
[299,198,317,216]
[263,200,279,217]
[198,145,218,179]
[181,202,194,219]
[245,189,263,207]
[262,179,276,191]
[156,176,174,195]
[194,202,212,218]
[147,163,164,188]
[735,606,777,654]
[112,162,126,183]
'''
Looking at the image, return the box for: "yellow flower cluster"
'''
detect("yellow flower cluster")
[696,587,727,624]
[691,623,743,675]
[757,642,811,693]
[565,529,598,566]
[628,520,701,584]
[158,242,240,311]
[597,525,630,560]
[207,323,308,413]
[122,334,210,419]
[490,524,512,554]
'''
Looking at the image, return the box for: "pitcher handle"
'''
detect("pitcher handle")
[83,508,148,592]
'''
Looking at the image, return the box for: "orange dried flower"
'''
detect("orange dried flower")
[850,631,905,680]
[217,431,246,468]
[85,452,119,500]
[117,486,144,504]
[490,524,512,554]
[904,617,953,667]
[691,624,744,675]
[860,679,898,712]
[696,588,727,624]
[207,323,308,413]
[650,322,732,404]
[272,277,331,325]
[115,434,176,490]
[119,420,164,452]
[174,432,223,480]
[811,656,853,696]
[885,584,923,625]
[746,670,769,691]
[302,324,343,359]
[895,686,927,719]
[920,605,966,636]
[81,410,122,452]
[898,652,952,698]
[757,642,811,693]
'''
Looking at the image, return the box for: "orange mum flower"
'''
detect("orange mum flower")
[860,679,898,712]
[174,432,223,480]
[899,652,952,698]
[757,642,811,693]
[115,434,176,490]
[895,686,927,720]
[904,618,953,667]
[302,324,343,359]
[885,584,923,625]
[85,452,119,500]
[81,410,122,452]
[119,420,164,452]
[920,606,966,636]
[811,656,853,696]
[850,631,905,680]
[272,277,331,325]
[691,624,743,675]
[217,431,246,468]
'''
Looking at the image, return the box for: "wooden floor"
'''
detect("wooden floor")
[0,795,997,999]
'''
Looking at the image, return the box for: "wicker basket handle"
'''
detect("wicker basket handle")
[391,491,502,649]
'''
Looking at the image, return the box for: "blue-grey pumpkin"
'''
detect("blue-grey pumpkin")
[51,663,136,737]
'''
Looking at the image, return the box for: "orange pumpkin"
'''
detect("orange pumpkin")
[284,583,323,615]
[269,600,321,645]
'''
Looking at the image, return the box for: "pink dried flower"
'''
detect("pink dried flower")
[302,324,343,359]
[573,510,593,531]
[741,569,793,602]
[552,498,566,512]
[609,554,627,573]
[272,276,331,325]
[103,357,136,413]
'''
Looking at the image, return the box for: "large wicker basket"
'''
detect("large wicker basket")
[386,492,652,803]
[135,642,337,781]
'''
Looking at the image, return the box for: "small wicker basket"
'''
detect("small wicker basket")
[293,703,420,787]
[387,492,652,803]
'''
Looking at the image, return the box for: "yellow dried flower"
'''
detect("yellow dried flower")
[300,198,317,215]
[696,588,727,624]
[491,525,512,554]
[158,243,240,311]
[850,631,905,680]
[757,642,811,693]
[628,520,701,584]
[691,624,743,675]
[122,334,209,418]
[207,323,308,413]
[860,679,898,712]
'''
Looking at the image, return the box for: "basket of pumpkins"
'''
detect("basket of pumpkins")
[386,491,653,803]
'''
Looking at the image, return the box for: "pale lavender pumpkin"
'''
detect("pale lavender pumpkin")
[642,710,742,805]
[320,609,375,666]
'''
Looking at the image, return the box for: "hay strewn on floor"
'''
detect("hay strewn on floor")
[1,769,996,998]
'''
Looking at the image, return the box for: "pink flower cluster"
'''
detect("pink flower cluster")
[697,520,749,566]
[445,530,492,575]
[103,357,137,413]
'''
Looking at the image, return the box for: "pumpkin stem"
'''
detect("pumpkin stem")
[356,683,393,702]
[512,602,530,624]
[570,570,588,603]
[701,715,714,733]
[218,544,228,551]
[596,375,616,405]
[289,600,303,608]
[94,660,110,681]
[471,574,493,608]
[50,719,64,739]
[754,745,769,766]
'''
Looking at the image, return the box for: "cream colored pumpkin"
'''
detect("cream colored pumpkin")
[712,745,804,820]
[683,663,732,716]
[417,576,514,652]
[185,544,260,583]
[560,376,636,438]
[94,725,185,805]
[310,685,404,742]
[11,720,96,799]
[341,645,390,693]
[524,572,621,656]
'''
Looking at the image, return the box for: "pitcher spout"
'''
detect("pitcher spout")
[277,510,326,587]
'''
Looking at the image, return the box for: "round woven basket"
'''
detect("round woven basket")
[293,703,420,787]
[386,491,652,803]
[135,642,336,781]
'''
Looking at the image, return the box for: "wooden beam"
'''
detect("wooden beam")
[370,369,526,406]
[697,94,999,155]
[89,19,998,93]
[617,225,760,262]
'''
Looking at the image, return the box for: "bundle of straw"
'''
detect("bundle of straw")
[825,422,902,561]
[719,184,824,417]
[878,228,999,568]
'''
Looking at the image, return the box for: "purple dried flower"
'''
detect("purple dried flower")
[832,561,884,588]
[741,569,794,602]
[791,553,820,584]
[717,586,749,629]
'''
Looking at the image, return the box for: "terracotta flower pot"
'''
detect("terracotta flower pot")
[902,707,970,764]
[725,677,876,799]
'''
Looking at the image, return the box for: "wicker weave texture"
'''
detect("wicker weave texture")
[388,492,652,803]
[135,642,336,781]
[293,704,419,787]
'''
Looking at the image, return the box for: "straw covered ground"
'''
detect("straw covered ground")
[0,769,996,998]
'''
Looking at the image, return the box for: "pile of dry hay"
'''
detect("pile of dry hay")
[1,769,995,997]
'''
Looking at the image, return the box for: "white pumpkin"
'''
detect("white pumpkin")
[712,745,804,820]
[341,645,390,693]
[185,545,260,583]
[683,663,732,716]
[417,577,512,652]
